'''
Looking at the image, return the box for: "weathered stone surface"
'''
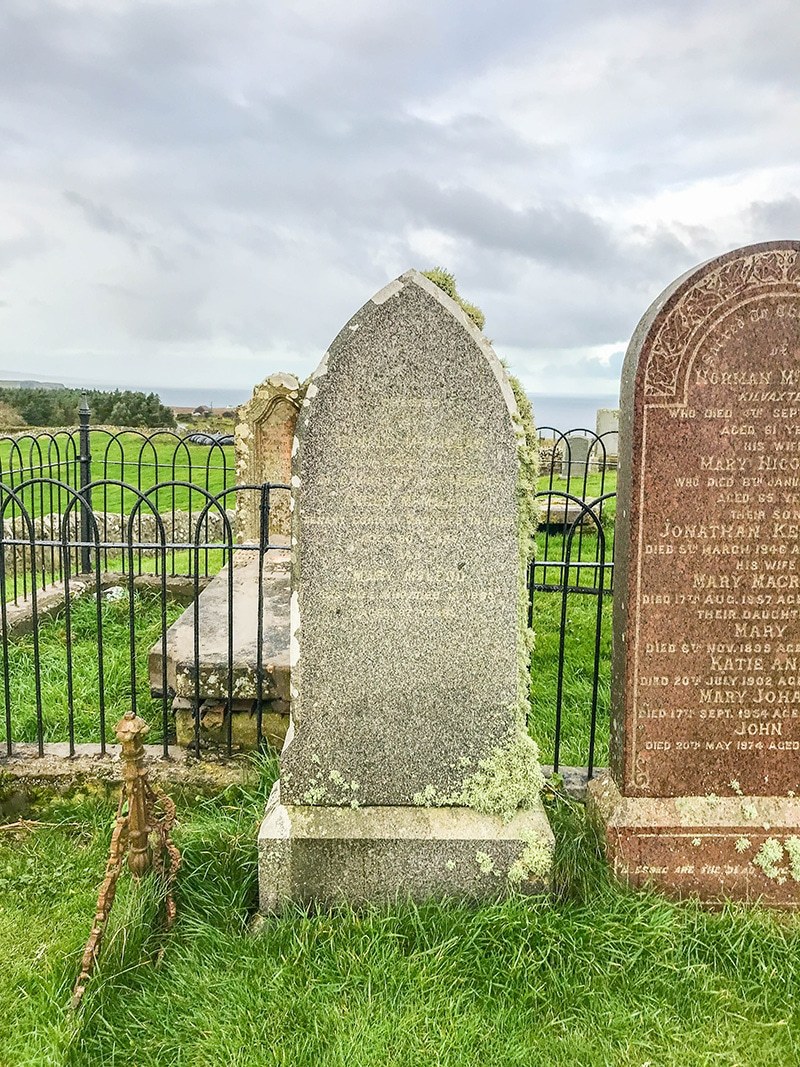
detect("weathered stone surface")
[259,782,553,909]
[563,435,592,479]
[174,700,287,751]
[260,269,551,908]
[148,549,290,704]
[538,443,561,478]
[537,497,599,530]
[588,240,800,903]
[283,270,533,808]
[235,373,302,543]
[595,408,619,460]
[590,775,800,906]
[1,742,253,812]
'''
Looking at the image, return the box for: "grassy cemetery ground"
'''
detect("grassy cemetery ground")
[2,766,799,1066]
[1,466,799,1062]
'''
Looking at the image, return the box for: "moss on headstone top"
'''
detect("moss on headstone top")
[422,268,486,331]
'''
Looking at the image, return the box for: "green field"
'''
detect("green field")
[0,431,236,515]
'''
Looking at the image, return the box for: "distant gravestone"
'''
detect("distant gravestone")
[258,270,553,908]
[589,241,800,905]
[234,373,303,542]
[564,434,591,479]
[595,408,619,464]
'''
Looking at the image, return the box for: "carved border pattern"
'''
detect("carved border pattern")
[643,248,800,400]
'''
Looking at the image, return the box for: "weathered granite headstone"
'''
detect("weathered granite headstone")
[259,270,553,908]
[588,241,800,905]
[235,373,302,542]
[565,434,591,479]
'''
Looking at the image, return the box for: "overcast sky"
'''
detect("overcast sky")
[1,0,799,404]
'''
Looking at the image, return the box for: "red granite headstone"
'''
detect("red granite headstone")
[588,241,800,905]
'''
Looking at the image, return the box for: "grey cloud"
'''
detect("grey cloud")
[747,196,800,237]
[63,190,147,243]
[0,229,50,274]
[0,1,796,389]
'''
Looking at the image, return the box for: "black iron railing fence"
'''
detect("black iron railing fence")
[0,416,616,773]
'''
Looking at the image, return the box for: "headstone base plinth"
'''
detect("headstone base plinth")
[258,781,554,911]
[588,775,800,907]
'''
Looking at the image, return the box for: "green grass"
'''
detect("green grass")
[0,432,236,515]
[2,591,184,746]
[530,591,611,768]
[529,519,613,767]
[2,780,800,1066]
[538,467,617,506]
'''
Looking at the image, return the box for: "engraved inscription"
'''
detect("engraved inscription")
[631,290,800,795]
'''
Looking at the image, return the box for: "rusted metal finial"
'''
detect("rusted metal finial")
[116,711,152,878]
[71,711,181,1009]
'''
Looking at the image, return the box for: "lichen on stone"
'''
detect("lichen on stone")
[752,837,785,880]
[458,731,545,823]
[508,373,539,728]
[412,784,439,808]
[475,851,496,875]
[784,836,800,881]
[301,784,329,805]
[735,837,751,853]
[507,831,552,887]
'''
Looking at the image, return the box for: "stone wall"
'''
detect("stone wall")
[0,508,236,575]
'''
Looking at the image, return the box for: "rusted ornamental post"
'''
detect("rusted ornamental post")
[71,711,180,1008]
[116,710,153,878]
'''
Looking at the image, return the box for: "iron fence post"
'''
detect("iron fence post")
[79,393,93,573]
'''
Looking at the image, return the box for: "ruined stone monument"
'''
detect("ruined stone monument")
[235,373,303,542]
[259,269,553,908]
[588,241,800,904]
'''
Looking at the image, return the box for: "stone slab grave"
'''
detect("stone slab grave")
[148,549,291,750]
[537,496,599,530]
[148,373,302,751]
[259,269,554,909]
[588,241,800,905]
[235,373,303,543]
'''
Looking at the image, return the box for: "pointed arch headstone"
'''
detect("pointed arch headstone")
[258,270,552,908]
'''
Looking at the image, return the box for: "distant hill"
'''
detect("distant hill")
[0,379,65,391]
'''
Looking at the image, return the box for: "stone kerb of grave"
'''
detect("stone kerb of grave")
[258,269,553,909]
[588,240,800,905]
[235,372,304,543]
